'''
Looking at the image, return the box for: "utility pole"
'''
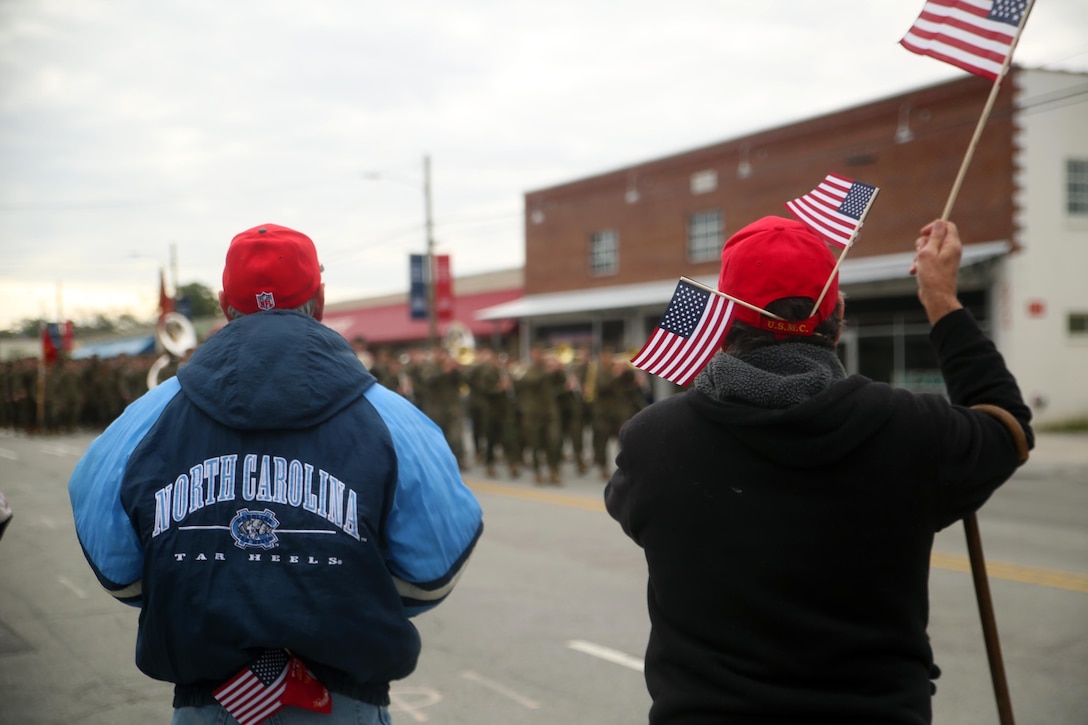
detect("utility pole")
[423,154,437,347]
[170,242,179,298]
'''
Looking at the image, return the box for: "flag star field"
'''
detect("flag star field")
[837,181,878,220]
[660,283,711,338]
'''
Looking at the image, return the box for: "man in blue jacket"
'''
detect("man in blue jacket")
[69,223,483,724]
[606,217,1032,724]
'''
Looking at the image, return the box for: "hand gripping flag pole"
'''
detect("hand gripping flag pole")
[902,4,1035,722]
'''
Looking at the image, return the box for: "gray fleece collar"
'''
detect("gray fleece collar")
[694,343,847,409]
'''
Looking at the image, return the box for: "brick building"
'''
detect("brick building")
[479,68,1088,425]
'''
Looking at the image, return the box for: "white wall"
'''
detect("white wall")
[1006,69,1088,425]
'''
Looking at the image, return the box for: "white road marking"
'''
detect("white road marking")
[0,448,17,460]
[461,670,541,709]
[567,639,645,672]
[388,686,441,723]
[57,575,88,599]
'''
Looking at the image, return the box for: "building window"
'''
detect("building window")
[688,210,723,263]
[690,170,718,195]
[589,230,618,276]
[1070,312,1088,336]
[1068,159,1088,216]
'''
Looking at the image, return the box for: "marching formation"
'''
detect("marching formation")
[360,341,650,485]
[1,339,651,489]
[0,354,165,434]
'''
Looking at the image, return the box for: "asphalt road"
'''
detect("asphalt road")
[0,428,1085,724]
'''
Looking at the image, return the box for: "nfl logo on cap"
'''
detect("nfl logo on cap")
[256,292,276,311]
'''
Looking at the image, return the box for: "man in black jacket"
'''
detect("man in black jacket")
[605,216,1032,725]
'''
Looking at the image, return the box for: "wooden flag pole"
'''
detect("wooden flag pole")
[808,187,881,317]
[965,512,1016,725]
[940,0,1035,220]
[940,7,1034,724]
[680,277,786,321]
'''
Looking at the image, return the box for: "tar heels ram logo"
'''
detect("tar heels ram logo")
[230,508,280,549]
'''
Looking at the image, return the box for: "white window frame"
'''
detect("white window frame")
[589,229,618,276]
[1067,159,1088,216]
[687,209,723,263]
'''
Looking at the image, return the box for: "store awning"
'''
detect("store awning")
[323,288,520,345]
[476,241,1011,321]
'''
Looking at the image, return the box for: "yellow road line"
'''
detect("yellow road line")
[929,551,1088,594]
[468,478,1088,594]
[468,480,606,512]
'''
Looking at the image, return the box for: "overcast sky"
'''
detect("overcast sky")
[2,0,1086,331]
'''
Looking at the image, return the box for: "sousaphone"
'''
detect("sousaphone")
[147,312,198,389]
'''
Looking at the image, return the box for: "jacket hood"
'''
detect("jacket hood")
[687,372,897,469]
[177,310,374,430]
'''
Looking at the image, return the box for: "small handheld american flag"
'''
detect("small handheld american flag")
[900,0,1030,81]
[213,649,331,725]
[785,174,878,247]
[630,279,734,386]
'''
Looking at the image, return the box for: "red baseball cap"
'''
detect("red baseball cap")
[222,224,322,315]
[717,216,839,336]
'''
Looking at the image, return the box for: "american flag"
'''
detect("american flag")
[785,174,878,247]
[900,0,1029,81]
[631,279,734,386]
[213,649,293,725]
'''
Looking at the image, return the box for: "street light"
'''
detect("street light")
[363,155,438,346]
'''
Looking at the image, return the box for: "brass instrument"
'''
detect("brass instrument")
[443,321,476,365]
[582,359,598,403]
[147,312,197,389]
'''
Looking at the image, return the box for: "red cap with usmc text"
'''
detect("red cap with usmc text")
[717,216,839,336]
[222,224,322,315]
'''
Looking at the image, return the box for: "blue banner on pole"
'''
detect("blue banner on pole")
[409,254,427,320]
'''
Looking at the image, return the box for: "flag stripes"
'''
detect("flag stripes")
[900,0,1027,81]
[213,649,291,725]
[631,280,734,386]
[785,174,876,247]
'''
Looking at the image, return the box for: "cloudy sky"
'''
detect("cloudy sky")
[2,0,1086,331]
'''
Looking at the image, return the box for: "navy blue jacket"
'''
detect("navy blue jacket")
[69,311,483,705]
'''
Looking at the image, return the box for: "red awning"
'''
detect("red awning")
[322,288,520,346]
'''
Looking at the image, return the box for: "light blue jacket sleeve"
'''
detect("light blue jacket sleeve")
[68,378,181,605]
[363,384,483,615]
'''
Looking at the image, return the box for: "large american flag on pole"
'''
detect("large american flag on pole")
[631,279,734,386]
[785,174,878,247]
[900,0,1029,81]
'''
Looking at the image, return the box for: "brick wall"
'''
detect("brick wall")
[524,73,1016,295]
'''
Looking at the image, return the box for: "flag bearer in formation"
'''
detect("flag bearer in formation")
[423,345,468,471]
[68,223,482,725]
[592,346,645,480]
[515,343,566,485]
[605,217,1032,724]
[557,346,590,474]
[466,348,508,477]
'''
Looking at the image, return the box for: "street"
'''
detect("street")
[0,429,1085,724]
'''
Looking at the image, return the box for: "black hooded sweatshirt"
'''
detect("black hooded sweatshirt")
[605,309,1032,725]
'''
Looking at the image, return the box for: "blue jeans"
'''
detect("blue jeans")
[171,693,392,725]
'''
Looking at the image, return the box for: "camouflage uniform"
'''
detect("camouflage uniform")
[423,348,467,470]
[403,348,430,415]
[516,348,565,484]
[559,351,590,473]
[592,350,646,479]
